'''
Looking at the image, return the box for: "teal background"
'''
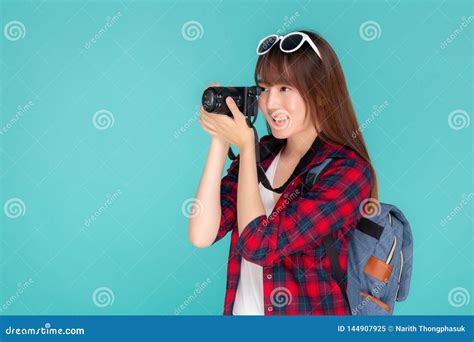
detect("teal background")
[0,0,472,315]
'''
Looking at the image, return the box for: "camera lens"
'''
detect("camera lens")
[202,88,216,112]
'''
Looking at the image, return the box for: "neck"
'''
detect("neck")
[282,127,318,158]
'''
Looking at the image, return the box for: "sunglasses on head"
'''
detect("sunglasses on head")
[256,31,323,61]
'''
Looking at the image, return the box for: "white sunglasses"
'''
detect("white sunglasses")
[256,32,323,61]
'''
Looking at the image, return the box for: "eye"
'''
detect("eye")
[280,86,291,92]
[260,86,269,93]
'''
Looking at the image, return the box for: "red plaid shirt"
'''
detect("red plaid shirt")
[212,134,373,315]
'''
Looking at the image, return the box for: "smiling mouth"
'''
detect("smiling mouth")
[270,111,290,128]
[272,117,288,126]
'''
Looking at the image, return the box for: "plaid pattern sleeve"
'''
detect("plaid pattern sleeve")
[236,156,373,266]
[212,157,239,245]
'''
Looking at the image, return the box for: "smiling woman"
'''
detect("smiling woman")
[254,30,377,194]
[189,29,378,316]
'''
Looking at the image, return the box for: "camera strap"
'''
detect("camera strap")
[257,134,323,194]
[227,126,322,194]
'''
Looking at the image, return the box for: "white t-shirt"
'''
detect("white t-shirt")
[232,150,282,315]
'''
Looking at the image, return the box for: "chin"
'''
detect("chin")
[270,128,291,139]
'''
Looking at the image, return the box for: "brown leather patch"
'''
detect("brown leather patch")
[364,255,393,283]
[360,291,392,312]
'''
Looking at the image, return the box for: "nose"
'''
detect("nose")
[265,88,282,112]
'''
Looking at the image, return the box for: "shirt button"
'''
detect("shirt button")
[266,274,272,280]
[268,306,273,312]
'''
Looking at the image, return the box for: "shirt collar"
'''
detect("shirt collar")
[258,134,348,176]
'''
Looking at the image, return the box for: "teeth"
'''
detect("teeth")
[270,110,290,128]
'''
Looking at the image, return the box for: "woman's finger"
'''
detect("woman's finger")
[202,110,228,130]
[199,116,217,135]
[225,97,246,124]
[200,110,218,128]
[206,82,221,88]
[201,103,236,130]
[200,112,215,127]
[201,111,231,135]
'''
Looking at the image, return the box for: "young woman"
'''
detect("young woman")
[188,30,378,315]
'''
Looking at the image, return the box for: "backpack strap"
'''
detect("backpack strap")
[356,218,384,240]
[322,235,351,311]
[305,158,352,311]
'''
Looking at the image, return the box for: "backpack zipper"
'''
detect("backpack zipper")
[386,237,397,264]
[385,213,396,265]
[395,249,404,300]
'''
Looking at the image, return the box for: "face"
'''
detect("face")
[257,83,312,139]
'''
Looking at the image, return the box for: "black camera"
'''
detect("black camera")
[201,86,262,123]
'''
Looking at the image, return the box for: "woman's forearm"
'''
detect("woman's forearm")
[237,143,266,236]
[188,139,229,247]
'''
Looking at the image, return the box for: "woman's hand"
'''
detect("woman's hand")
[199,83,230,150]
[200,94,255,153]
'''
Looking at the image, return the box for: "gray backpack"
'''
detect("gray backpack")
[307,158,413,315]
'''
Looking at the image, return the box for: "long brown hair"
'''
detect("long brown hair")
[254,30,378,200]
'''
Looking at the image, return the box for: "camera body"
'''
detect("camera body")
[201,86,262,120]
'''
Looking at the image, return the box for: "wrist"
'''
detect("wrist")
[240,141,255,156]
[209,139,230,161]
[210,137,229,150]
